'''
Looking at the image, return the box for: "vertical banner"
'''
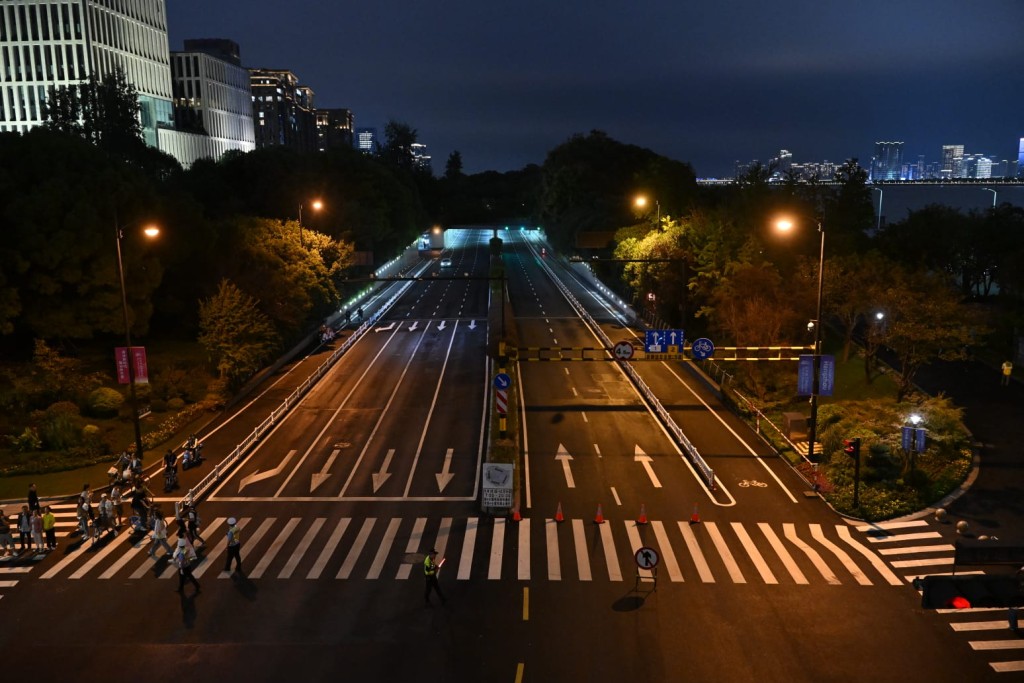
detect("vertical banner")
[819,355,835,397]
[797,355,814,396]
[115,347,150,384]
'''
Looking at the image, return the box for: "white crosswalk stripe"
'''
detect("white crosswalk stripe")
[18,516,928,591]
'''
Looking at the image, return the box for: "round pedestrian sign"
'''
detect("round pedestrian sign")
[690,337,715,360]
[613,341,634,360]
[635,547,659,569]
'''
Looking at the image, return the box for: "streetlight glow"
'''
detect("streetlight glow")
[634,195,648,209]
[774,218,795,233]
[143,225,160,238]
[909,413,922,426]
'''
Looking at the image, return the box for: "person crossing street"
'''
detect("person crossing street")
[224,517,243,575]
[173,538,200,594]
[423,549,446,606]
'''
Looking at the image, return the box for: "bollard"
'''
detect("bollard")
[934,508,948,523]
[956,520,969,535]
[1009,607,1019,633]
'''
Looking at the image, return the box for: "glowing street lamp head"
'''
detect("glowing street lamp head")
[143,225,160,238]
[875,311,885,321]
[634,195,648,209]
[774,217,795,233]
[909,413,922,425]
[311,199,323,212]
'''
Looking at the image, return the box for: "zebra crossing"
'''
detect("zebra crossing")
[16,507,911,588]
[854,518,1024,674]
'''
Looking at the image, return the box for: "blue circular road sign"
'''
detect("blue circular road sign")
[690,338,715,360]
[494,373,512,390]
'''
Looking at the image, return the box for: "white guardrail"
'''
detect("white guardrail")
[531,239,716,489]
[176,263,422,509]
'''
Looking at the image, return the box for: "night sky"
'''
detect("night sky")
[166,1,1024,177]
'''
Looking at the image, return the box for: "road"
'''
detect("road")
[0,229,1015,681]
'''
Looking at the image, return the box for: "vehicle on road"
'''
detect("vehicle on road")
[440,257,452,268]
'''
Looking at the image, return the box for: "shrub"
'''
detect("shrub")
[87,387,125,418]
[37,402,82,450]
[150,398,167,413]
[167,397,185,411]
[7,427,42,452]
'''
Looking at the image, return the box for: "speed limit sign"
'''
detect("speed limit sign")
[613,341,634,360]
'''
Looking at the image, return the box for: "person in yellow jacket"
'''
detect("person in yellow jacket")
[42,506,57,550]
[423,549,446,606]
[224,518,243,575]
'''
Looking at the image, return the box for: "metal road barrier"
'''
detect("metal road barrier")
[530,242,715,490]
[175,262,424,509]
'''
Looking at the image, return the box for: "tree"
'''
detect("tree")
[380,120,419,173]
[198,279,278,386]
[444,151,464,181]
[43,68,144,158]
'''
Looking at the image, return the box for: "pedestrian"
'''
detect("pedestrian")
[110,484,123,527]
[1002,360,1013,386]
[0,512,13,556]
[224,517,243,574]
[185,504,205,546]
[173,538,200,594]
[148,511,173,559]
[27,483,40,513]
[42,506,56,550]
[99,494,116,536]
[17,505,31,552]
[30,509,44,551]
[129,484,149,528]
[423,549,446,606]
[79,484,92,508]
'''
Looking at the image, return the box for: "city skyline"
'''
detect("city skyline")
[166,1,1024,177]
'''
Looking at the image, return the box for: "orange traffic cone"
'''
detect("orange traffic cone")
[554,502,564,523]
[511,505,521,522]
[690,503,701,525]
[594,503,605,524]
[637,503,648,525]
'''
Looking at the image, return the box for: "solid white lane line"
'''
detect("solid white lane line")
[835,525,904,585]
[278,518,325,579]
[678,522,715,582]
[572,519,592,581]
[434,517,452,562]
[396,517,428,580]
[810,524,871,586]
[889,557,954,568]
[546,519,561,581]
[489,518,505,579]
[757,523,807,584]
[624,522,653,582]
[518,519,531,580]
[855,520,928,532]
[249,517,300,579]
[599,522,622,581]
[610,487,622,506]
[876,544,955,555]
[706,522,745,583]
[458,517,478,581]
[651,521,683,582]
[731,522,776,584]
[783,523,840,585]
[867,532,942,543]
[308,518,349,579]
[338,518,376,579]
[367,518,401,580]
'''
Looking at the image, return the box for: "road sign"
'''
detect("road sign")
[690,337,715,360]
[495,388,508,415]
[635,547,660,569]
[482,463,513,508]
[494,372,511,390]
[613,341,634,360]
[645,329,684,353]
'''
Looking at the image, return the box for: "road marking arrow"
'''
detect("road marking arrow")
[468,320,477,330]
[634,445,662,488]
[239,449,297,493]
[435,447,455,492]
[372,448,396,493]
[555,443,575,488]
[310,449,340,493]
[374,322,395,333]
[408,321,419,332]
[437,320,447,331]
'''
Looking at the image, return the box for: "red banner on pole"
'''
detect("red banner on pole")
[115,347,150,384]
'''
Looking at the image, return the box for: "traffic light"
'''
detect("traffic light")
[843,437,861,459]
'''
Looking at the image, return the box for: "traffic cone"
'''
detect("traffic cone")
[554,502,564,523]
[637,503,648,525]
[690,503,701,524]
[594,503,605,524]
[511,505,521,522]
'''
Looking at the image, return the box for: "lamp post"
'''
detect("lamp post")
[116,219,159,461]
[776,216,825,461]
[871,186,883,231]
[634,194,660,229]
[298,199,323,248]
[982,187,997,208]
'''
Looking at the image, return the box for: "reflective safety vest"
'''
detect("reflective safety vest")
[423,555,436,576]
[227,525,241,546]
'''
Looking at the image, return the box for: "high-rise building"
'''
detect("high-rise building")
[411,141,431,172]
[941,144,965,179]
[0,0,175,147]
[249,68,316,151]
[871,141,904,181]
[316,107,353,151]
[354,126,377,154]
[1018,138,1024,178]
[169,38,255,162]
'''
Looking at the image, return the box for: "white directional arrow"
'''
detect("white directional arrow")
[437,320,447,331]
[435,447,455,492]
[408,321,419,332]
[239,449,297,493]
[374,322,395,333]
[310,449,340,493]
[468,320,477,330]
[372,448,396,493]
[634,445,662,488]
[555,443,575,488]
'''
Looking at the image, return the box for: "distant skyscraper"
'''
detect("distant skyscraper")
[941,144,965,179]
[249,68,317,151]
[871,141,904,181]
[411,142,431,172]
[316,108,353,151]
[1018,138,1024,178]
[355,127,378,154]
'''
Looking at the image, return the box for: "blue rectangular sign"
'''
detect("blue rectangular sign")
[819,355,835,397]
[901,426,913,451]
[796,354,835,397]
[646,329,684,353]
[901,427,926,451]
[916,427,926,452]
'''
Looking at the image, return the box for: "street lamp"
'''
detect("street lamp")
[116,219,160,461]
[298,199,323,248]
[634,194,660,229]
[871,186,883,231]
[775,216,825,461]
[982,187,997,208]
[908,413,923,477]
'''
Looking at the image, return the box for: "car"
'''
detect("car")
[440,257,452,268]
